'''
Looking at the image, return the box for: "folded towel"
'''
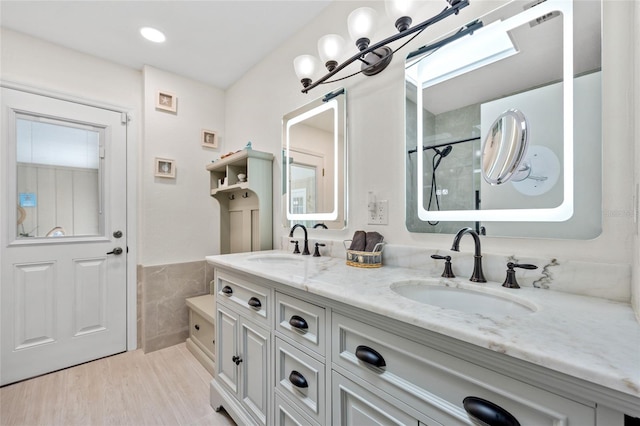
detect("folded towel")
[365,231,384,252]
[348,230,366,251]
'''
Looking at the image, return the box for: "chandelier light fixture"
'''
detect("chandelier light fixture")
[294,0,482,93]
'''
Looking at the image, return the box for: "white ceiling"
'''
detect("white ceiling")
[0,0,332,89]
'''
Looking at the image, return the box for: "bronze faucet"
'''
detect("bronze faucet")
[289,224,310,255]
[451,227,486,282]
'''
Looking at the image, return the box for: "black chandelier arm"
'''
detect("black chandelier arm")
[301,0,471,93]
[323,25,427,86]
[407,19,483,60]
[319,19,483,90]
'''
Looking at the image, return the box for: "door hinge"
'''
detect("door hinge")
[322,168,325,177]
[99,147,105,159]
[121,112,130,124]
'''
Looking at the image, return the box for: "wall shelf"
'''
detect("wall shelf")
[207,149,274,254]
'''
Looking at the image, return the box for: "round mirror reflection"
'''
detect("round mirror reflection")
[481,109,529,185]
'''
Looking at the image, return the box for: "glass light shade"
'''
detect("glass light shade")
[385,0,415,32]
[318,34,345,64]
[293,55,318,80]
[385,0,415,21]
[347,7,377,43]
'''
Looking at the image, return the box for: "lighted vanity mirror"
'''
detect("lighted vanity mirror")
[405,0,602,239]
[282,88,347,230]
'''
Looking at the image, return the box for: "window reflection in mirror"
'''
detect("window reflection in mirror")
[405,0,602,239]
[15,114,103,239]
[283,88,346,230]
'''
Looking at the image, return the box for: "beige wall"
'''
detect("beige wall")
[140,65,225,266]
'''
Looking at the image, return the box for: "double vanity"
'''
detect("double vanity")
[206,247,640,426]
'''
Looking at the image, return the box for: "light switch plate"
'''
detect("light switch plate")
[368,200,388,225]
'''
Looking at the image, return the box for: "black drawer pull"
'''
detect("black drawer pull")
[288,370,308,389]
[463,397,520,426]
[194,324,200,331]
[248,297,261,309]
[221,286,233,296]
[289,315,308,330]
[355,345,386,368]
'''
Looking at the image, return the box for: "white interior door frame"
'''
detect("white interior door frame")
[0,80,138,351]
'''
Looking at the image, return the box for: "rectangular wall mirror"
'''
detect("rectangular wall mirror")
[282,88,347,230]
[405,0,602,239]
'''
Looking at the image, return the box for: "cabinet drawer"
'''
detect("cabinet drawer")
[332,370,428,426]
[275,392,320,426]
[275,292,326,357]
[190,310,215,358]
[216,271,270,326]
[332,312,595,426]
[275,338,325,425]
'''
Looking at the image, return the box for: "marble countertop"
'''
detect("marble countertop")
[206,250,640,399]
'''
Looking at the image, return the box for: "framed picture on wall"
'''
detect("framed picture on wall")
[155,158,176,178]
[156,91,177,113]
[201,129,218,149]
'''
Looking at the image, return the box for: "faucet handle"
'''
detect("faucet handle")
[502,262,538,288]
[431,254,455,278]
[313,243,326,257]
[290,240,300,254]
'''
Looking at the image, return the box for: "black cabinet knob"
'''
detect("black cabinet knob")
[355,345,386,368]
[194,324,200,331]
[248,297,261,309]
[463,396,520,426]
[289,370,308,389]
[232,355,243,365]
[289,315,308,330]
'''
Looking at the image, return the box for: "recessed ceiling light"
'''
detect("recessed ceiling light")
[140,27,166,43]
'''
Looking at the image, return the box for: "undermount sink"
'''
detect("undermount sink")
[246,254,305,264]
[390,280,536,316]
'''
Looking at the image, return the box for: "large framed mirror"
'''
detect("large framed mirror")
[282,88,347,230]
[405,0,602,239]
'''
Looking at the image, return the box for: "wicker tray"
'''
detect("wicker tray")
[343,240,385,268]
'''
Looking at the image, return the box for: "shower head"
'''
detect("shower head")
[433,145,453,170]
[434,145,453,157]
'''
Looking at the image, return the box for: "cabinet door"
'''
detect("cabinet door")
[332,371,426,426]
[240,317,270,425]
[216,305,239,394]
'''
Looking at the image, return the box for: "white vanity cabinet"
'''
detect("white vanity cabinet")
[332,311,595,426]
[211,271,272,426]
[208,264,636,426]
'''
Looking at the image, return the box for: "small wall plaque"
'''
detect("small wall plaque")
[155,158,176,178]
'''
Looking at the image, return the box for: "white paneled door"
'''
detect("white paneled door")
[1,88,128,385]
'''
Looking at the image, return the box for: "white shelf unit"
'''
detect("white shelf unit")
[206,149,274,254]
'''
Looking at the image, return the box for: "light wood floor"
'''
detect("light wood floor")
[0,343,235,426]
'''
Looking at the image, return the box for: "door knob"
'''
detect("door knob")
[113,230,123,238]
[106,247,123,255]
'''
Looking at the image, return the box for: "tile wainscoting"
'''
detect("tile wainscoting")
[137,260,214,353]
